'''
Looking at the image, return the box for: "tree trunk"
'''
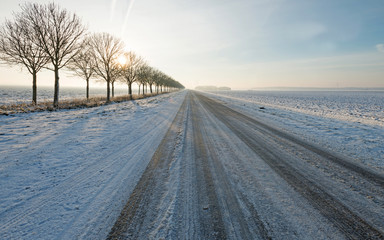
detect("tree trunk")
[53,65,60,108]
[142,84,145,95]
[128,82,132,99]
[86,78,89,100]
[107,80,111,102]
[32,70,37,105]
[112,81,115,98]
[150,84,153,93]
[138,84,141,95]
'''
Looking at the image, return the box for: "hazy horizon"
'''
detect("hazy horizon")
[2,84,384,92]
[0,0,384,89]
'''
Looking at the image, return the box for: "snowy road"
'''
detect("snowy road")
[108,91,384,239]
[1,90,383,239]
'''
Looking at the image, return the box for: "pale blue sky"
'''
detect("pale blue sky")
[0,0,383,89]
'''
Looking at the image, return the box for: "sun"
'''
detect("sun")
[117,55,127,66]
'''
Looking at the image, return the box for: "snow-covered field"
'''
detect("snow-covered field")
[0,91,186,239]
[209,90,384,126]
[204,90,384,171]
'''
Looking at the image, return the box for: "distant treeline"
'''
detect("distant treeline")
[0,2,184,106]
[195,86,231,91]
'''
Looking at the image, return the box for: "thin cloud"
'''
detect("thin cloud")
[287,22,327,41]
[121,0,136,36]
[376,44,384,53]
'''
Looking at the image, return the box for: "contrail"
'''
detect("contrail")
[121,0,136,36]
[110,0,118,22]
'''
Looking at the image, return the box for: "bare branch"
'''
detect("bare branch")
[19,2,86,107]
[88,32,125,102]
[0,8,50,104]
[119,51,144,97]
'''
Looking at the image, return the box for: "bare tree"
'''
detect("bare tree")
[0,17,49,104]
[148,69,184,93]
[21,2,86,107]
[119,51,143,99]
[111,78,118,98]
[153,70,167,93]
[110,67,120,98]
[149,69,162,94]
[137,63,151,95]
[88,32,125,102]
[66,38,94,99]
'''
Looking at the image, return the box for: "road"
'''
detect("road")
[107,91,384,239]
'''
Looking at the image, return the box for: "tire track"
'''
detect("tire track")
[109,92,269,239]
[190,94,270,239]
[190,95,228,239]
[107,95,189,239]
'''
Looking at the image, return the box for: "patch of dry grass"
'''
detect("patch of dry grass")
[0,92,163,115]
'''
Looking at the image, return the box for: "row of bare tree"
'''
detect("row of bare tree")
[69,33,184,102]
[0,2,184,107]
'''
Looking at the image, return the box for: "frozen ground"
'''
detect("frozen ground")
[204,90,384,171]
[1,89,383,239]
[0,91,186,239]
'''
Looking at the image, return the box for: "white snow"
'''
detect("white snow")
[200,90,384,172]
[1,89,383,239]
[0,90,186,239]
[203,90,384,126]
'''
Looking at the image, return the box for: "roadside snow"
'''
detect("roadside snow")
[201,91,384,172]
[0,91,186,240]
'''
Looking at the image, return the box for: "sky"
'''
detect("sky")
[0,0,383,89]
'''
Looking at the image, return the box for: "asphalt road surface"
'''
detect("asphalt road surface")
[107,91,384,239]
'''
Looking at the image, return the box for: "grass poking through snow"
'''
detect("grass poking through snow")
[0,92,166,115]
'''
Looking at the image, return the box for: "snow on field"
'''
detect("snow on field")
[202,90,384,172]
[0,90,186,239]
[210,90,384,126]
